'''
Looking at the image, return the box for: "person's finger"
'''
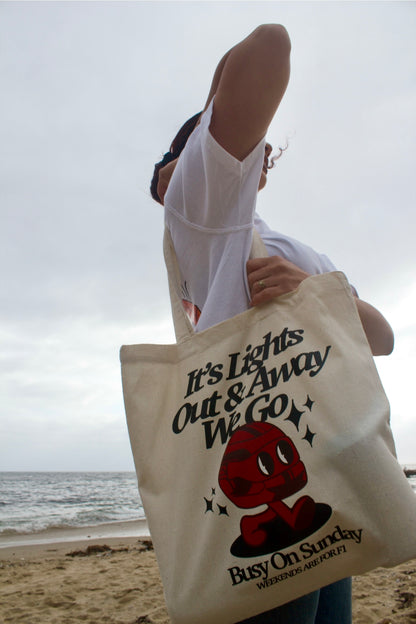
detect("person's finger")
[246,256,270,273]
[250,285,282,306]
[247,265,275,291]
[246,257,271,281]
[253,277,268,292]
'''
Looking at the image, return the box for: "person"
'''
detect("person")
[150,24,394,624]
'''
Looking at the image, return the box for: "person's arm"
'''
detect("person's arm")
[207,24,291,160]
[202,49,233,112]
[157,24,290,203]
[247,255,394,356]
[353,298,394,356]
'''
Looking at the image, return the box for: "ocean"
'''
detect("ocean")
[0,472,144,538]
[1,470,415,542]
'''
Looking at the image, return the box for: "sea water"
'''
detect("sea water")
[0,469,415,540]
[0,472,144,537]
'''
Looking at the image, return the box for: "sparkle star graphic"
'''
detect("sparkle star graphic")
[217,504,228,516]
[304,395,314,411]
[285,400,304,431]
[211,487,216,496]
[204,497,214,513]
[302,425,316,447]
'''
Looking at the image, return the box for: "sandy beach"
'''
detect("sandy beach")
[1,528,416,624]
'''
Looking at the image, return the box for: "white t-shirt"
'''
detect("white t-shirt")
[164,98,336,332]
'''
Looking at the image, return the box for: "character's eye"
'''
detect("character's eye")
[257,452,274,476]
[276,440,294,465]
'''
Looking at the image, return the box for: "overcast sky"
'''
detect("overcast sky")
[1,1,415,471]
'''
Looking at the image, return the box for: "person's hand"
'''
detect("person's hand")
[247,255,310,306]
[247,256,394,355]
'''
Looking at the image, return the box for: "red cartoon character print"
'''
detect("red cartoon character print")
[182,299,201,326]
[219,422,332,557]
[181,282,201,327]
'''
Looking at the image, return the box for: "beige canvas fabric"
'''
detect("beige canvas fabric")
[120,229,416,624]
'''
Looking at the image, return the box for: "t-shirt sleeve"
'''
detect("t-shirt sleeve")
[254,215,337,275]
[254,214,358,295]
[165,98,265,231]
[164,99,266,330]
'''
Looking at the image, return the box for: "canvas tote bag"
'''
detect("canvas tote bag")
[120,228,416,624]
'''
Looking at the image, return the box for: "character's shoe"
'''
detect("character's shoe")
[291,496,316,531]
[240,514,267,547]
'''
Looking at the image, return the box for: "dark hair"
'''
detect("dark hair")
[150,111,202,204]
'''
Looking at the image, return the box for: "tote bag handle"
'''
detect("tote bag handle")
[163,226,268,343]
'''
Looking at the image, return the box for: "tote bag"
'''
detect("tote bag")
[120,229,416,624]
